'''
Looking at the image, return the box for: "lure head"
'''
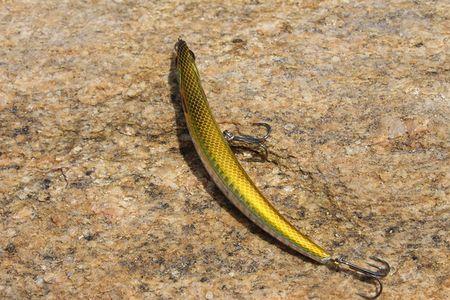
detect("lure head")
[174,38,202,94]
[174,39,200,114]
[175,38,196,70]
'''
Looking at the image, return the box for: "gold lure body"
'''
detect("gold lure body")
[175,39,331,263]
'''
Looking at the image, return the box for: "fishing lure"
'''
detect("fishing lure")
[175,39,390,299]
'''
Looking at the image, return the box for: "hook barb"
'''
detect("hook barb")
[330,256,390,299]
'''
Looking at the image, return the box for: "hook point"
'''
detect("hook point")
[356,277,383,299]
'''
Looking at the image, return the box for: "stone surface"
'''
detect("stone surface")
[1,1,449,299]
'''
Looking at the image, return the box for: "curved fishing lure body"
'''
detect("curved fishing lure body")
[175,39,391,299]
[175,39,331,263]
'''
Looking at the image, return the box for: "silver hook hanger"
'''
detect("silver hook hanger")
[223,122,272,160]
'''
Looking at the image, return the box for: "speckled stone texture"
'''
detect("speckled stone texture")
[1,1,449,299]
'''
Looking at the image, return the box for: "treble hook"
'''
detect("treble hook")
[330,256,390,299]
[223,122,271,160]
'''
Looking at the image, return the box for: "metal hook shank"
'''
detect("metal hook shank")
[333,256,390,278]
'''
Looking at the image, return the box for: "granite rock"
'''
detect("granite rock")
[1,1,449,299]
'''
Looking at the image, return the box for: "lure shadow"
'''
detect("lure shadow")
[167,53,318,266]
